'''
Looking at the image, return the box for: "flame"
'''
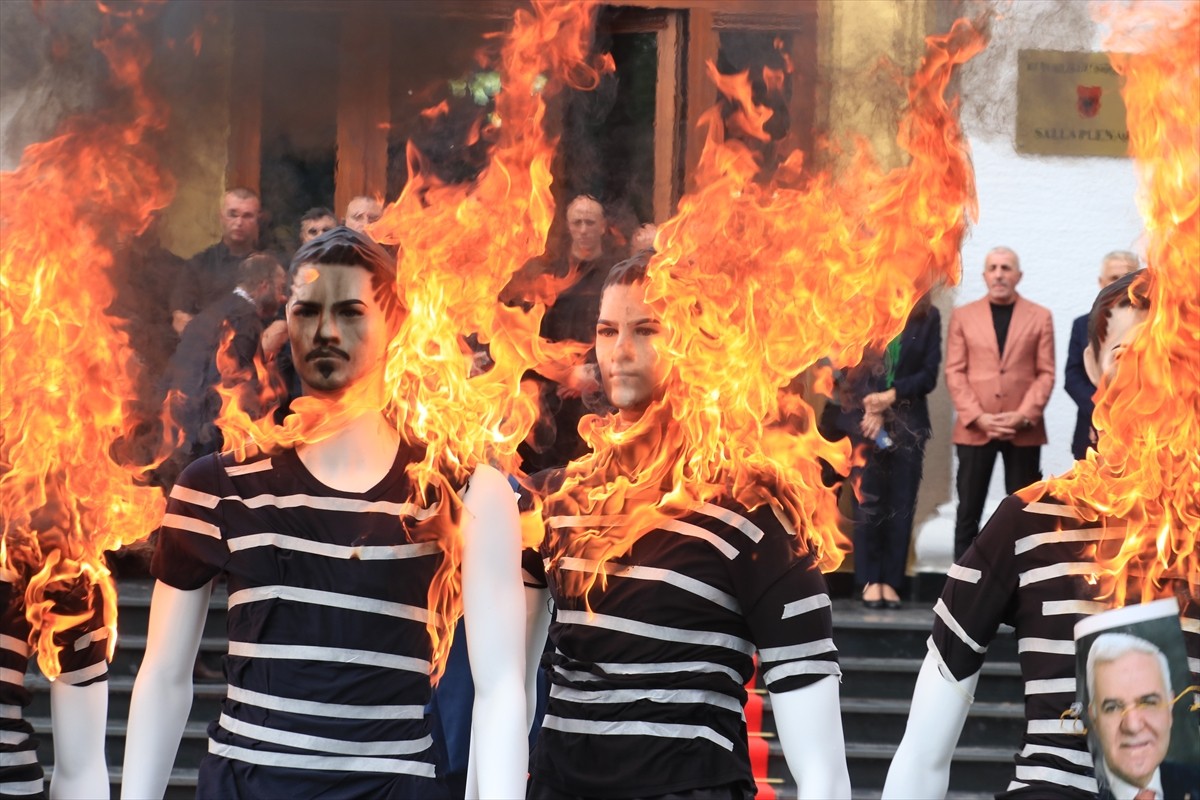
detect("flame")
[0,8,172,677]
[214,0,608,678]
[1035,1,1199,607]
[544,18,988,600]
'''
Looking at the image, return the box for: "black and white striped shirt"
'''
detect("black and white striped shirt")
[931,494,1200,799]
[1,569,108,799]
[530,499,838,796]
[152,446,453,794]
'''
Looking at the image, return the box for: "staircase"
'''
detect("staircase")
[25,582,1024,798]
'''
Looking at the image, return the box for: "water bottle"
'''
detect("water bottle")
[874,428,894,451]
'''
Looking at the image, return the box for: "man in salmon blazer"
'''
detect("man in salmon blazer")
[946,246,1055,558]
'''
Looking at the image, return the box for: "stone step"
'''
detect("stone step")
[44,767,199,800]
[30,716,210,773]
[838,655,1022,703]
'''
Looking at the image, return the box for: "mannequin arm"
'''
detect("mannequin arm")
[771,675,851,799]
[121,580,212,799]
[462,465,527,799]
[882,649,980,799]
[49,680,109,799]
[525,585,551,732]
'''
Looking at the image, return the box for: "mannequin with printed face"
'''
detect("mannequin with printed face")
[524,254,851,800]
[122,227,527,799]
[884,271,1199,798]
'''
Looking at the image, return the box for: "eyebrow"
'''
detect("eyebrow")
[291,298,368,310]
[596,317,659,326]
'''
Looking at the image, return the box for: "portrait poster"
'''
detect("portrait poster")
[1075,598,1200,800]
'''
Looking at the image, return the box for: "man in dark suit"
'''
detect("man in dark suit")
[164,254,287,463]
[1065,250,1140,460]
[945,246,1055,558]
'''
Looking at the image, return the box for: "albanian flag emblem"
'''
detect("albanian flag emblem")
[1077,85,1102,118]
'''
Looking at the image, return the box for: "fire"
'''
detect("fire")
[544,18,988,598]
[0,9,172,677]
[1036,1,1199,608]
[214,0,609,677]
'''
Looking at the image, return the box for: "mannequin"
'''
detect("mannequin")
[526,254,851,799]
[122,228,527,798]
[884,271,1199,798]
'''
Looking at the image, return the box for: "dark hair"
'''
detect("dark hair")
[299,206,336,224]
[1087,268,1151,354]
[224,187,260,204]
[235,253,283,288]
[290,226,402,321]
[602,250,651,292]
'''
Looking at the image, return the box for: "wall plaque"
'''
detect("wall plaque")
[1016,49,1129,157]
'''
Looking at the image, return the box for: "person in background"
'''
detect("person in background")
[344,195,383,234]
[170,188,262,335]
[297,206,337,245]
[1064,250,1139,461]
[945,246,1055,559]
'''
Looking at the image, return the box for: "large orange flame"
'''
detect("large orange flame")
[1035,1,1199,608]
[544,18,988,598]
[0,7,172,678]
[214,0,608,678]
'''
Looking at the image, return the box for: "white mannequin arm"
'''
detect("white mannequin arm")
[121,580,212,799]
[49,679,109,799]
[771,675,852,799]
[461,465,527,799]
[524,585,551,732]
[882,649,980,799]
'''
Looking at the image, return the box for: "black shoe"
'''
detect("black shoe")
[884,599,902,610]
[864,598,884,609]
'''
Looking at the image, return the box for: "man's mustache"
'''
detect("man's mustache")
[306,347,350,362]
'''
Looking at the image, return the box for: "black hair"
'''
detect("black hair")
[299,206,336,224]
[1087,268,1151,355]
[290,226,402,321]
[602,250,651,293]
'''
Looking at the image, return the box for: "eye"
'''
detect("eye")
[596,325,616,338]
[636,325,660,336]
[292,306,317,318]
[1100,699,1122,715]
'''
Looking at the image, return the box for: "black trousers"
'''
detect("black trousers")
[954,441,1041,559]
[853,437,928,591]
[527,780,753,800]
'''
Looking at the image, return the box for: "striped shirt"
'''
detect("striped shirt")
[931,494,1200,799]
[1,568,108,799]
[530,499,839,796]
[151,446,453,795]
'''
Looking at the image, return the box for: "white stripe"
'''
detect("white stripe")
[1013,764,1097,792]
[0,778,44,795]
[1023,502,1084,519]
[556,660,743,684]
[1025,678,1076,695]
[73,626,110,652]
[656,519,740,559]
[0,667,24,685]
[227,641,430,674]
[169,483,222,508]
[57,660,107,686]
[555,610,753,654]
[1042,600,1107,616]
[219,713,431,756]
[542,714,734,751]
[947,563,982,584]
[0,748,37,764]
[225,458,274,476]
[557,557,739,611]
[761,660,842,685]
[1027,718,1085,735]
[549,685,744,714]
[1019,562,1096,587]
[759,638,837,663]
[693,503,764,543]
[0,729,28,745]
[227,684,423,720]
[1,703,22,719]
[781,594,831,619]
[1007,782,1028,791]
[1019,637,1075,656]
[233,493,438,519]
[161,512,220,539]
[1019,743,1093,768]
[547,514,629,528]
[228,585,434,625]
[1188,657,1199,675]
[0,634,28,656]
[1014,527,1110,555]
[1182,618,1200,635]
[227,533,441,561]
[933,598,986,654]
[208,738,436,777]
